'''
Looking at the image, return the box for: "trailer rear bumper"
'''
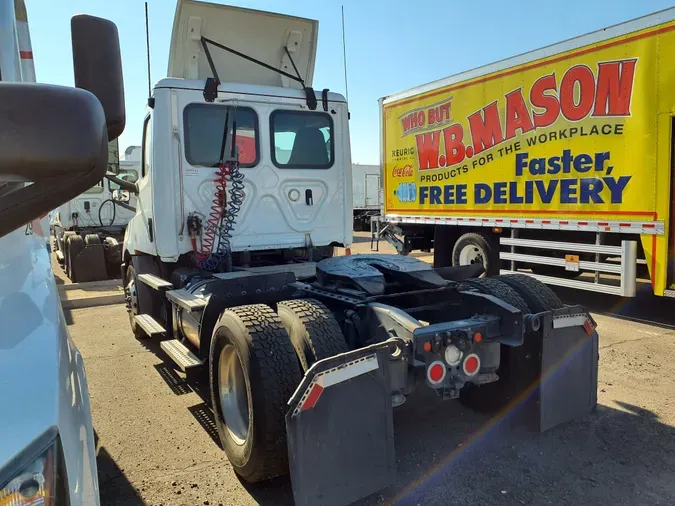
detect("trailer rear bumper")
[285,308,598,506]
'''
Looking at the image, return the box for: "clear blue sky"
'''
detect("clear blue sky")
[27,0,674,164]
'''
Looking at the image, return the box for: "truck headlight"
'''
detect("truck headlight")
[0,430,65,506]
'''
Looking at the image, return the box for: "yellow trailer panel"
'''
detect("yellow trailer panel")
[381,10,675,295]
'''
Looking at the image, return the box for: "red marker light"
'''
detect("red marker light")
[463,354,480,376]
[427,361,446,384]
[423,341,432,352]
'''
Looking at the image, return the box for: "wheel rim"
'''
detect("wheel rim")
[218,344,250,445]
[458,244,485,266]
[125,276,138,320]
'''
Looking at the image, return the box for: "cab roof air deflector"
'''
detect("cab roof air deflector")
[200,36,318,109]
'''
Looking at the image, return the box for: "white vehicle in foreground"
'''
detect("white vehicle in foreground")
[0,2,125,504]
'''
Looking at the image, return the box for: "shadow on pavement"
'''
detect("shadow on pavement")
[187,402,223,450]
[240,475,295,506]
[153,363,192,395]
[554,283,675,329]
[354,389,675,506]
[96,432,146,506]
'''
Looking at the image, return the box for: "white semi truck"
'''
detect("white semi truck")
[51,140,139,282]
[113,2,599,506]
[0,1,126,504]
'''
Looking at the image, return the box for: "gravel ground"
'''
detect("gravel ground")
[65,235,675,506]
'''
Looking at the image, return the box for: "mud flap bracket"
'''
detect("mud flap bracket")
[286,340,400,506]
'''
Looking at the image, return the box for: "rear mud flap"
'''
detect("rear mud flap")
[538,305,599,431]
[72,245,107,282]
[286,341,399,506]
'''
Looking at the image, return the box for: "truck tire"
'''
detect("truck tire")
[84,233,101,246]
[67,235,84,282]
[496,274,564,312]
[452,231,499,276]
[60,230,76,257]
[458,278,532,413]
[124,264,153,339]
[62,231,77,273]
[210,304,302,482]
[461,277,530,313]
[277,299,349,372]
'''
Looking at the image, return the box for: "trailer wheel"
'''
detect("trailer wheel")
[66,235,84,282]
[496,274,564,312]
[277,299,349,372]
[461,277,530,313]
[210,304,302,483]
[452,231,499,276]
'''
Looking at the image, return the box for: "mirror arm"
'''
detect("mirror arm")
[112,199,136,213]
[105,173,138,194]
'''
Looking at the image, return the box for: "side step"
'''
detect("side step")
[160,339,203,371]
[134,314,166,337]
[138,273,173,290]
[166,289,207,311]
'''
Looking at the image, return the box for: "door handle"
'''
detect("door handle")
[305,189,313,206]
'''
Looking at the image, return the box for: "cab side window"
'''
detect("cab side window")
[142,115,152,178]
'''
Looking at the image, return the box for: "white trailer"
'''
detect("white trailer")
[351,163,381,231]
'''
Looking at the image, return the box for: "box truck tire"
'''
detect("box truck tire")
[209,304,302,482]
[452,231,499,276]
[277,298,349,372]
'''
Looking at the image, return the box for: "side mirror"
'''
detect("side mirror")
[106,173,138,194]
[71,15,125,141]
[0,84,109,237]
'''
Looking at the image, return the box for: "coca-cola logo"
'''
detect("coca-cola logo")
[392,164,414,178]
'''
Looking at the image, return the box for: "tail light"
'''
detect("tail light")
[462,353,480,376]
[426,361,446,385]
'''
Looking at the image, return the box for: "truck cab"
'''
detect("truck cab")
[123,0,352,270]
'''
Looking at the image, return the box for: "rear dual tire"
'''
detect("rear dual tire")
[458,275,563,413]
[209,300,348,482]
[66,235,84,281]
[209,304,302,482]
